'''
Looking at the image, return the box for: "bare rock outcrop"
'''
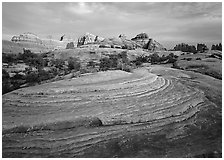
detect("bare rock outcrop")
[66,42,75,49]
[118,34,127,39]
[99,36,141,50]
[11,32,43,44]
[6,32,73,53]
[2,67,221,157]
[76,32,165,51]
[77,32,104,47]
[131,32,166,51]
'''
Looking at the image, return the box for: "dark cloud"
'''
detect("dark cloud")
[2,2,222,49]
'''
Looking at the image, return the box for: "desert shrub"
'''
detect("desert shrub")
[99,44,111,48]
[166,53,177,63]
[51,59,65,70]
[132,52,177,66]
[17,49,46,68]
[100,57,111,71]
[78,68,88,74]
[211,43,222,51]
[123,44,134,50]
[208,54,221,60]
[204,70,222,80]
[29,56,44,68]
[173,43,197,53]
[2,69,10,80]
[68,57,81,71]
[99,52,132,72]
[87,60,97,68]
[122,65,132,72]
[172,61,181,69]
[150,53,160,64]
[25,72,39,83]
[196,57,201,60]
[186,58,192,61]
[118,51,129,64]
[109,54,119,68]
[2,69,12,94]
[186,64,206,69]
[160,55,167,62]
[25,69,53,84]
[11,73,25,80]
[133,56,149,66]
[38,70,53,81]
[41,52,48,58]
[122,45,127,49]
[2,53,17,64]
[3,52,41,64]
[197,43,208,53]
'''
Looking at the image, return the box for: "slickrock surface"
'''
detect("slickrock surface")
[2,66,221,158]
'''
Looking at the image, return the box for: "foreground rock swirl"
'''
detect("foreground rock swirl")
[2,66,222,158]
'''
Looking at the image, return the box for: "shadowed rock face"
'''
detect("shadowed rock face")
[2,66,221,158]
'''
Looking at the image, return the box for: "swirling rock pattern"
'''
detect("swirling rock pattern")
[2,66,221,158]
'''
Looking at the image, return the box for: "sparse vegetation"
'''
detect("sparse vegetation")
[2,49,83,94]
[197,43,208,53]
[99,51,132,72]
[67,57,81,71]
[211,43,222,51]
[173,43,197,53]
[132,52,178,66]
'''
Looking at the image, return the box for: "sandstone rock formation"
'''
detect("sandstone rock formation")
[77,32,104,47]
[131,33,166,51]
[131,32,149,40]
[118,34,127,39]
[2,67,222,157]
[4,32,73,54]
[99,37,141,50]
[66,42,75,49]
[11,32,42,44]
[76,32,165,51]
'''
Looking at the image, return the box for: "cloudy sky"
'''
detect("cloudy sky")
[2,2,222,49]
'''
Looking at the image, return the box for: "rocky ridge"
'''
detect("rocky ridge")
[76,32,166,51]
[77,32,104,47]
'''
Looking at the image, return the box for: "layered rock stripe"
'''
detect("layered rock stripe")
[2,66,220,157]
